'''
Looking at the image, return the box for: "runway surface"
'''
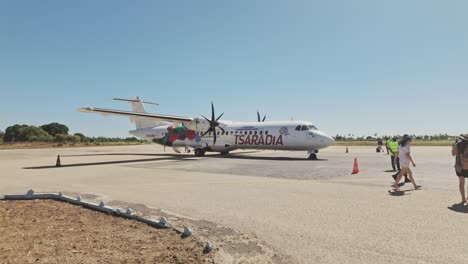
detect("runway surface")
[1,145,466,263]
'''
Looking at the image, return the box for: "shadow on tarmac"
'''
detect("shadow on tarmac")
[63,152,324,161]
[447,203,468,213]
[387,188,414,196]
[23,154,196,169]
[215,154,327,161]
[23,151,324,169]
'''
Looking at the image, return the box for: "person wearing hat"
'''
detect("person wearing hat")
[392,135,420,190]
[452,134,468,203]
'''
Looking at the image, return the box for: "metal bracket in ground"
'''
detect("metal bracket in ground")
[203,241,213,253]
[181,227,192,238]
[158,217,169,227]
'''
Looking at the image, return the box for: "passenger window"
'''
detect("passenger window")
[244,131,248,135]
[249,131,252,135]
[295,125,301,131]
[265,131,269,135]
[260,131,263,135]
[254,131,257,135]
[230,131,233,135]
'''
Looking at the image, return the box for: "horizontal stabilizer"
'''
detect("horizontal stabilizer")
[78,107,193,122]
[113,98,160,106]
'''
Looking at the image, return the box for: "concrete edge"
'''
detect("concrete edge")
[0,190,212,252]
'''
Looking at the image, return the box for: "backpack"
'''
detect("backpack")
[453,141,468,171]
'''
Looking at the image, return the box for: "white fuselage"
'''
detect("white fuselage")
[130,120,335,152]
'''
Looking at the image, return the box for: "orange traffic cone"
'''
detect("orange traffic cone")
[351,157,359,174]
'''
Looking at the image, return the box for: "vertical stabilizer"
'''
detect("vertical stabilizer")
[113,97,161,129]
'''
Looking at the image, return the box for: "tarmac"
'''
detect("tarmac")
[1,145,467,263]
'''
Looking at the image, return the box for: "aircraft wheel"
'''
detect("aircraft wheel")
[308,154,317,160]
[220,151,229,155]
[194,148,205,157]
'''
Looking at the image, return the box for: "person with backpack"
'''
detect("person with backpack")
[452,134,468,203]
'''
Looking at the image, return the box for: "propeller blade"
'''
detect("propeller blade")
[219,126,225,133]
[216,112,224,121]
[213,129,217,145]
[211,102,215,121]
[200,114,210,122]
[201,127,213,137]
[257,111,261,122]
[262,115,266,122]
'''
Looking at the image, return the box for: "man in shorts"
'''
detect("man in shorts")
[452,134,468,203]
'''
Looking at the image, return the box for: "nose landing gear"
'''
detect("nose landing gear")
[194,148,206,157]
[307,149,318,160]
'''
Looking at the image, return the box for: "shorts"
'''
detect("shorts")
[401,161,410,168]
[456,169,468,178]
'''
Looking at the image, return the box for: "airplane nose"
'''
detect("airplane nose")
[315,131,335,148]
[325,134,335,146]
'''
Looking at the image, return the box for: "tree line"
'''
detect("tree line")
[0,123,144,144]
[334,134,454,141]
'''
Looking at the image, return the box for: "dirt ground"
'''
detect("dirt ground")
[0,200,215,264]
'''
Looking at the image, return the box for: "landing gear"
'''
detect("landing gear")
[307,150,318,160]
[219,151,229,155]
[194,148,205,157]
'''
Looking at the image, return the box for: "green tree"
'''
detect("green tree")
[20,126,54,142]
[3,124,29,142]
[0,130,4,142]
[40,123,69,137]
[55,133,78,143]
[73,133,86,142]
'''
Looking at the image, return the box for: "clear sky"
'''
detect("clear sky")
[1,0,467,138]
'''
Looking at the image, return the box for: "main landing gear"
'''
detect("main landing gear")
[308,154,317,160]
[194,148,206,157]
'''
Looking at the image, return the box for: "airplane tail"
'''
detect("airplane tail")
[113,97,161,129]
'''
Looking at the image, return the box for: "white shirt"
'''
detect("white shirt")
[398,144,411,163]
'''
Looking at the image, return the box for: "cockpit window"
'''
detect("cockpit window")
[301,125,308,131]
[295,125,301,131]
[308,125,318,131]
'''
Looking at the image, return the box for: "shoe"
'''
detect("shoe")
[404,178,411,183]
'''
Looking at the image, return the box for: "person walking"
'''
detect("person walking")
[389,136,411,183]
[377,138,384,152]
[392,135,420,190]
[385,137,391,155]
[451,134,468,203]
[388,137,400,171]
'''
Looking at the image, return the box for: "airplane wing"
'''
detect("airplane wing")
[78,107,193,123]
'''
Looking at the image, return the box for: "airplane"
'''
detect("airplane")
[78,97,335,159]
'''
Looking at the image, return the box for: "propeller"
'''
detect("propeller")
[200,102,225,145]
[257,110,266,122]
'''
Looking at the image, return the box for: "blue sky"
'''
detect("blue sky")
[1,0,467,138]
